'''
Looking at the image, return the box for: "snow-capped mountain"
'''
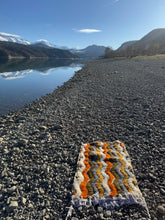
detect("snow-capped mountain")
[33,39,69,50]
[70,45,106,59]
[33,39,55,48]
[0,32,66,49]
[0,32,105,60]
[0,32,31,45]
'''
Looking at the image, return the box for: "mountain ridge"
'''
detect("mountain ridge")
[0,32,31,45]
[0,32,106,60]
[70,45,106,60]
[0,41,78,60]
[117,41,138,51]
[104,28,165,58]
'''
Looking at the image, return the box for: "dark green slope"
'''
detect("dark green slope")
[104,28,165,58]
[0,41,78,59]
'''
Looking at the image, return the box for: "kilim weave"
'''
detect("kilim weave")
[66,141,150,219]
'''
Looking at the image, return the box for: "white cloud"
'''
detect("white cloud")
[75,29,102,34]
[104,0,119,7]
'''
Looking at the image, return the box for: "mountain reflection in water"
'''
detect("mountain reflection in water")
[0,58,82,116]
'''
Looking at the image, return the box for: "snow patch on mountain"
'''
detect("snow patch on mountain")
[0,32,31,45]
[0,32,70,50]
[0,32,20,37]
[36,39,54,47]
[0,36,8,42]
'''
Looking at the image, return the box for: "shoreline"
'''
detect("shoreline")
[0,57,164,219]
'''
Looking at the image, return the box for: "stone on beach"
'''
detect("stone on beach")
[0,57,164,219]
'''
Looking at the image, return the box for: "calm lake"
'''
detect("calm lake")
[0,58,82,116]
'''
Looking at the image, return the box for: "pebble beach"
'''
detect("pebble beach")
[0,57,164,219]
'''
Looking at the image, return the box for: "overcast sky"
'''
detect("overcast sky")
[0,0,165,49]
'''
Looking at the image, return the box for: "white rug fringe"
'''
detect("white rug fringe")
[66,192,150,219]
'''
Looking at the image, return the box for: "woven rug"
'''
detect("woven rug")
[66,141,150,219]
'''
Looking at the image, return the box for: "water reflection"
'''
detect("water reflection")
[0,69,33,80]
[0,58,79,77]
[0,59,82,116]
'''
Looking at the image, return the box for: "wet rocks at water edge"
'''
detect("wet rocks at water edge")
[0,57,165,219]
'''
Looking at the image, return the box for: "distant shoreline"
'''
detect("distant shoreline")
[0,57,81,73]
[0,56,80,60]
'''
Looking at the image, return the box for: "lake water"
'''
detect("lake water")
[0,59,82,116]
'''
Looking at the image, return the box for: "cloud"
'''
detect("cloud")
[75,29,102,34]
[104,0,119,7]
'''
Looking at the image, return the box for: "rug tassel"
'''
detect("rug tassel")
[143,199,151,219]
[146,206,151,219]
[65,205,73,220]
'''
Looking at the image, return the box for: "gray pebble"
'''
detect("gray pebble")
[149,173,156,180]
[97,206,103,213]
[157,205,165,215]
[39,126,48,131]
[3,148,9,154]
[39,187,45,194]
[78,206,82,212]
[28,203,33,209]
[7,186,17,194]
[21,197,26,205]
[99,213,105,219]
[105,210,111,217]
[9,201,18,209]
[18,139,28,146]
[160,188,165,196]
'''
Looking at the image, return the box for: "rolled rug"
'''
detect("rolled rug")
[66,141,150,219]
